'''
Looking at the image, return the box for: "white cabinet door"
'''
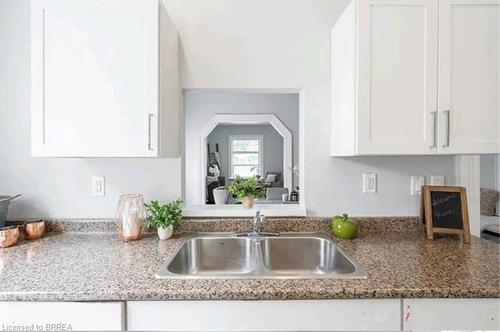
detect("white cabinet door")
[127,300,401,331]
[404,298,500,330]
[31,0,159,157]
[0,302,124,331]
[438,0,500,154]
[356,0,439,155]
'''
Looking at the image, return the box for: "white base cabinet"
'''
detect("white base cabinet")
[403,298,500,330]
[127,300,401,331]
[0,302,124,331]
[0,299,498,331]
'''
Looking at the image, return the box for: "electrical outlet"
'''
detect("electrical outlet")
[430,175,445,186]
[362,173,377,194]
[411,176,425,196]
[91,176,105,197]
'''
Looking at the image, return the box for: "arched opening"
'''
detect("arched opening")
[197,114,293,205]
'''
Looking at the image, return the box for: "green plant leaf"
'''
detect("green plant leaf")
[226,175,266,201]
[144,199,183,229]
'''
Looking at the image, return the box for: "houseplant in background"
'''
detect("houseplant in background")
[226,176,265,209]
[144,199,183,240]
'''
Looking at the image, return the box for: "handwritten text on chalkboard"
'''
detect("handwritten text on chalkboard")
[430,192,463,229]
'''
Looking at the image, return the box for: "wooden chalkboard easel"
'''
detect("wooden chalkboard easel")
[420,186,471,243]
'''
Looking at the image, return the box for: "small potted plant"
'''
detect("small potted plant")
[226,176,265,209]
[144,199,183,240]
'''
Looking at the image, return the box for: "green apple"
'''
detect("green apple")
[331,213,358,239]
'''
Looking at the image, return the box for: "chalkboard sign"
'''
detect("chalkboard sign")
[430,191,463,229]
[420,186,470,243]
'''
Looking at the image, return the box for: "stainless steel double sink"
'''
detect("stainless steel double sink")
[156,234,366,279]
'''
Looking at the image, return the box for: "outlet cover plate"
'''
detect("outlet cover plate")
[92,176,105,197]
[363,173,377,194]
[430,175,445,186]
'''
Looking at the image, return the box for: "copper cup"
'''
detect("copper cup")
[0,226,20,248]
[23,220,45,240]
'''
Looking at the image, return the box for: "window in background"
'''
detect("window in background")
[229,135,263,178]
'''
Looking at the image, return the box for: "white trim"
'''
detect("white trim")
[497,155,500,197]
[183,204,306,217]
[298,90,306,208]
[197,114,293,205]
[228,134,263,178]
[497,155,500,213]
[455,155,481,237]
[184,88,302,95]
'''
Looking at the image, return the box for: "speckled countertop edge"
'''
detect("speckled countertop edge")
[7,216,421,234]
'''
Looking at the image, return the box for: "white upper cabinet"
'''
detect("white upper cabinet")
[331,0,500,156]
[357,0,438,155]
[31,0,180,157]
[438,0,500,154]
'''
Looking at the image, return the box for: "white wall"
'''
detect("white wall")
[480,154,500,212]
[0,0,181,219]
[480,155,499,190]
[0,0,456,218]
[207,124,286,186]
[173,0,456,216]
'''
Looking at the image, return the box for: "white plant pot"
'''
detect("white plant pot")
[157,226,173,240]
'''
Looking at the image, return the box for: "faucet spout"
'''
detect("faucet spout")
[252,210,264,233]
[233,211,279,238]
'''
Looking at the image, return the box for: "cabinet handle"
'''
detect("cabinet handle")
[442,110,450,147]
[429,111,437,149]
[147,113,154,151]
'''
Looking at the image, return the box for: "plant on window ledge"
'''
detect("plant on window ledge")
[144,199,183,240]
[226,176,266,209]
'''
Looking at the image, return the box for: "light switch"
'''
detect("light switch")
[411,176,425,196]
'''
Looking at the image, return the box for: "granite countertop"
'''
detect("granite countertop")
[0,218,498,301]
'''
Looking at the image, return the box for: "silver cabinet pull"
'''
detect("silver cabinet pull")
[430,111,437,149]
[442,110,450,147]
[147,113,154,151]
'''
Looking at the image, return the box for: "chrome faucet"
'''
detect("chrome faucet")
[234,211,280,237]
[252,210,265,233]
